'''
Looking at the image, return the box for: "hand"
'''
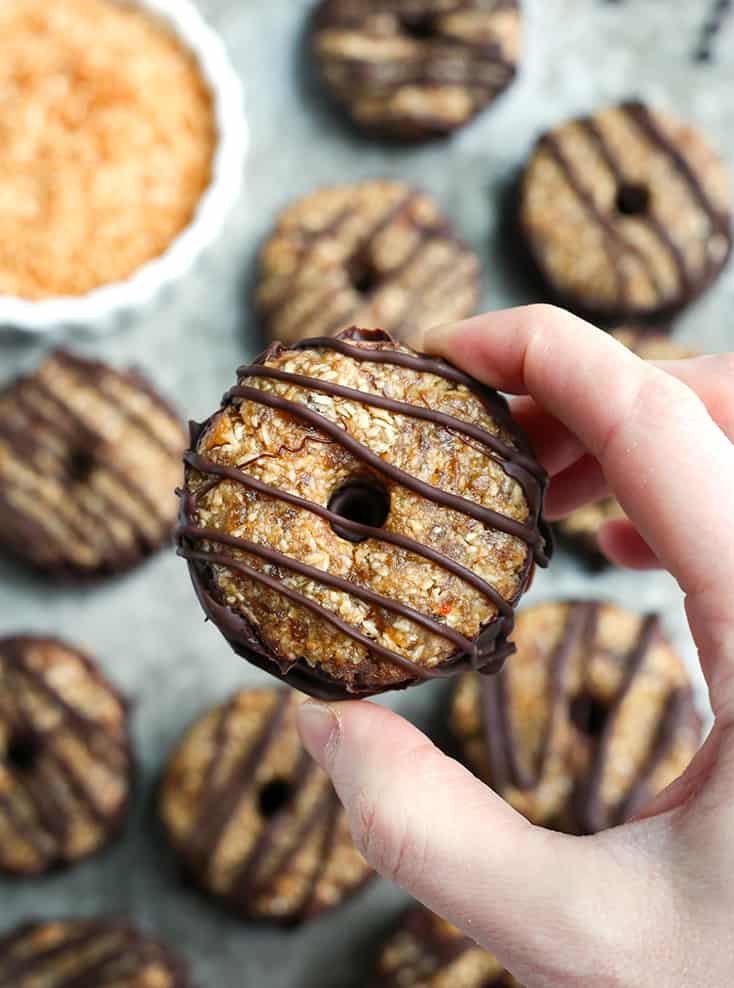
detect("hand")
[297,305,734,987]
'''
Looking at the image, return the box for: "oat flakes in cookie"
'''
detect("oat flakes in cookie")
[449,601,702,834]
[257,179,479,344]
[0,0,215,300]
[370,906,521,988]
[0,919,194,987]
[520,102,731,321]
[0,636,132,876]
[0,350,187,579]
[178,328,551,699]
[159,688,372,924]
[557,329,701,569]
[312,0,522,139]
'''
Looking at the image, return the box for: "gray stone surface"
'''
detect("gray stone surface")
[0,1,732,984]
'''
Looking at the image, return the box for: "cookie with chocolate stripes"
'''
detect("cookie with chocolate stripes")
[370,906,521,987]
[520,102,732,321]
[256,180,479,343]
[158,688,372,923]
[0,636,132,876]
[449,601,702,834]
[0,919,194,987]
[311,0,522,139]
[0,350,187,579]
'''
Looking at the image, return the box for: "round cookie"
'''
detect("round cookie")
[311,0,522,140]
[557,328,700,568]
[0,349,187,580]
[0,919,194,987]
[0,636,132,876]
[371,906,521,987]
[449,601,702,834]
[158,688,372,924]
[178,327,551,699]
[257,180,480,344]
[520,101,732,321]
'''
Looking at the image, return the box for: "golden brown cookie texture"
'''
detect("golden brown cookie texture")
[557,328,700,568]
[370,907,521,988]
[0,919,194,987]
[520,102,731,321]
[256,180,479,344]
[0,350,187,580]
[178,328,552,699]
[0,636,132,876]
[158,688,372,924]
[449,601,701,834]
[312,0,522,139]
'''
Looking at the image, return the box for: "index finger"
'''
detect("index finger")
[414,306,734,669]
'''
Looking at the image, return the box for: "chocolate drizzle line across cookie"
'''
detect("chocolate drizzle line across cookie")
[174,691,356,922]
[479,603,696,834]
[178,329,551,699]
[0,921,192,987]
[0,637,132,875]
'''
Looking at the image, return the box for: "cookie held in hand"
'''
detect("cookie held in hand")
[158,688,372,924]
[449,601,702,834]
[178,328,551,699]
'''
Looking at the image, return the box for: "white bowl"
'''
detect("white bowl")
[0,0,247,337]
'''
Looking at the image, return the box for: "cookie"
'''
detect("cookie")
[158,688,372,924]
[520,101,731,321]
[0,919,194,987]
[0,350,187,580]
[449,601,701,834]
[371,906,521,987]
[312,1,522,140]
[178,327,551,700]
[557,328,700,568]
[256,180,480,344]
[0,636,132,876]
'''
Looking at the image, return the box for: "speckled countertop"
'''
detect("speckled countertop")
[1,1,732,985]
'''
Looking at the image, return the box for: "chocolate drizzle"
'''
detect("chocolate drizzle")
[0,636,132,875]
[694,0,732,61]
[177,328,551,700]
[166,690,370,923]
[478,603,700,834]
[0,921,192,987]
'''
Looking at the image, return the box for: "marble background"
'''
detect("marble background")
[1,1,732,984]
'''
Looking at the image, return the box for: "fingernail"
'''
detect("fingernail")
[297,701,338,767]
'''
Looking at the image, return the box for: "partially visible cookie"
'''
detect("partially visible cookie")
[557,328,700,568]
[0,350,187,579]
[0,636,132,876]
[257,180,479,343]
[159,688,372,924]
[370,906,521,987]
[0,919,194,987]
[312,1,522,140]
[449,601,701,834]
[520,102,731,321]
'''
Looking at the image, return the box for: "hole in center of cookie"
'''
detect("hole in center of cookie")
[615,182,650,217]
[67,449,95,483]
[569,693,608,737]
[258,778,293,818]
[347,254,380,296]
[6,732,40,773]
[399,13,435,40]
[328,477,391,543]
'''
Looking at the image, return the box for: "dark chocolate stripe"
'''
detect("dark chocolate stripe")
[0,927,103,983]
[226,385,542,550]
[580,116,688,294]
[180,524,476,652]
[184,451,511,615]
[297,792,341,917]
[622,101,729,234]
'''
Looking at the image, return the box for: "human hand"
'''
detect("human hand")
[297,305,734,987]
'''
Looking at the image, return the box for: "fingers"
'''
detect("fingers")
[597,519,660,570]
[544,454,609,520]
[416,307,734,636]
[297,699,657,986]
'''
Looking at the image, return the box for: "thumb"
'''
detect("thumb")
[297,699,662,987]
